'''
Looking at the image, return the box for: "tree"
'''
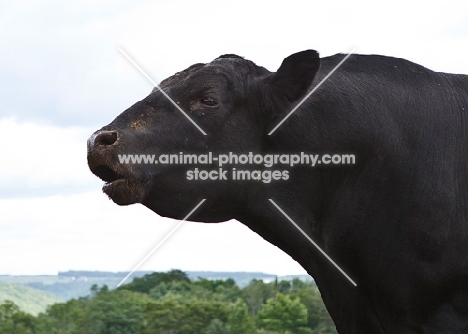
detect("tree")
[194,278,241,302]
[149,281,194,302]
[143,299,180,333]
[74,289,148,334]
[204,319,231,334]
[256,293,312,334]
[177,301,230,334]
[290,286,337,333]
[0,301,38,334]
[119,269,190,294]
[145,299,231,334]
[0,300,20,321]
[37,299,86,333]
[149,279,241,304]
[242,279,277,315]
[277,280,292,294]
[228,299,256,334]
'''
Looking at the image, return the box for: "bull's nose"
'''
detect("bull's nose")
[88,130,118,150]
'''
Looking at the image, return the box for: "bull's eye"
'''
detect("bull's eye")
[201,97,219,107]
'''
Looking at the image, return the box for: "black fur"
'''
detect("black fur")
[88,50,468,333]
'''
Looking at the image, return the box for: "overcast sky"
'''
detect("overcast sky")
[1,0,468,277]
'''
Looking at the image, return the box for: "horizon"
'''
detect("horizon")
[0,269,313,277]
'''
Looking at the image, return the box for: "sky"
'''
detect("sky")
[1,0,468,276]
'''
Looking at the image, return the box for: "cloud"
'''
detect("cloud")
[0,118,96,198]
[0,191,305,276]
[0,1,150,127]
[1,0,467,127]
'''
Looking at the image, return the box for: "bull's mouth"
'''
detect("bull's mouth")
[88,161,146,206]
[93,165,125,187]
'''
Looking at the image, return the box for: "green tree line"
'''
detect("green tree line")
[0,270,336,333]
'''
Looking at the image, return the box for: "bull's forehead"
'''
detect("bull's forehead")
[151,55,268,95]
[153,63,232,93]
[152,68,228,96]
[154,62,205,93]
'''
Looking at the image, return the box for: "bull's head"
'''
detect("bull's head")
[87,51,320,221]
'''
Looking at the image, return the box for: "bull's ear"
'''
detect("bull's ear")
[266,50,320,106]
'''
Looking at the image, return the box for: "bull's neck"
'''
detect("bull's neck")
[234,113,366,282]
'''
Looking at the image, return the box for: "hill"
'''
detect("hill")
[0,282,62,315]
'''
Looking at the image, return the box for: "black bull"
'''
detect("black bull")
[87,50,468,333]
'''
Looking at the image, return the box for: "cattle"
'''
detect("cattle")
[87,50,468,332]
